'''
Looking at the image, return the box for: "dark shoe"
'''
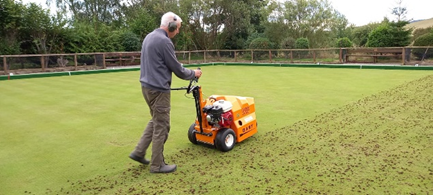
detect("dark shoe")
[129,153,150,165]
[150,164,177,173]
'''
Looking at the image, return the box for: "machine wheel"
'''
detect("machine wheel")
[215,128,236,152]
[188,123,198,144]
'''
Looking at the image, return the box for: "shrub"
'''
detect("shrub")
[280,37,296,59]
[249,37,272,49]
[294,38,309,58]
[280,37,296,49]
[64,23,122,53]
[295,37,309,49]
[246,33,266,48]
[366,25,392,47]
[0,40,20,55]
[412,32,433,60]
[249,37,274,60]
[119,31,141,51]
[412,27,433,43]
[366,21,411,47]
[351,23,380,47]
[335,37,353,48]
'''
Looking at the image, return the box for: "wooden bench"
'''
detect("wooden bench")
[104,52,140,66]
[344,48,403,63]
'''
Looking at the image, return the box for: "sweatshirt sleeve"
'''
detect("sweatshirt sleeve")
[163,42,195,81]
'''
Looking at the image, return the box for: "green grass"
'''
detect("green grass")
[0,66,432,194]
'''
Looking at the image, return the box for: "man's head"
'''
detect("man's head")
[160,12,182,38]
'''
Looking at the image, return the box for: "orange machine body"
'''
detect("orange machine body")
[193,87,258,146]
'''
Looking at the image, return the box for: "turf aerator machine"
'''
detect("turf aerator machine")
[172,72,258,152]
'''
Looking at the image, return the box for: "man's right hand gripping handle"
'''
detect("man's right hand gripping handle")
[194,67,202,80]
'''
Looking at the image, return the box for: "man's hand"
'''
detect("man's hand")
[194,69,202,78]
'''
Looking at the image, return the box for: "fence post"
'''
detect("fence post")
[269,50,272,62]
[340,48,347,63]
[41,56,45,72]
[404,47,411,64]
[234,51,237,62]
[313,50,316,63]
[119,53,123,66]
[103,53,106,69]
[290,50,293,63]
[251,50,253,62]
[74,54,78,71]
[204,50,207,63]
[188,51,191,64]
[401,47,405,65]
[94,54,97,67]
[3,56,8,75]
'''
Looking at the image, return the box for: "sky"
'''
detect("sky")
[20,0,433,26]
[329,0,433,26]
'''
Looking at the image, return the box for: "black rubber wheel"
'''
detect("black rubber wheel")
[215,128,236,152]
[188,123,198,144]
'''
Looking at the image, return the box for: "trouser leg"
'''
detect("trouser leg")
[132,120,154,157]
[150,111,170,171]
[140,87,171,171]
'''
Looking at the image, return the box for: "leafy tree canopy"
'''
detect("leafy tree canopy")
[366,20,411,47]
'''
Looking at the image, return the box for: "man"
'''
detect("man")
[129,12,202,173]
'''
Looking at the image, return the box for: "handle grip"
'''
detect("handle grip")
[194,67,201,82]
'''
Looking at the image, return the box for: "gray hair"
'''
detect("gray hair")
[160,12,182,27]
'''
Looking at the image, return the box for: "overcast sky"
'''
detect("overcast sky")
[21,0,433,26]
[329,0,433,26]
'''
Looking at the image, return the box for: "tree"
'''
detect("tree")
[366,24,393,47]
[21,3,57,54]
[63,22,122,53]
[390,21,412,46]
[391,0,408,22]
[366,20,411,47]
[0,0,25,54]
[266,0,348,48]
[179,0,269,50]
[0,0,68,54]
[52,0,125,26]
[330,11,352,42]
[223,0,269,49]
[125,7,158,40]
[263,22,290,49]
[351,23,381,47]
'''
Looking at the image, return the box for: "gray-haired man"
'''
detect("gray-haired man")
[129,11,202,173]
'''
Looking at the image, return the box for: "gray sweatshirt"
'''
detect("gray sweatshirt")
[140,28,195,92]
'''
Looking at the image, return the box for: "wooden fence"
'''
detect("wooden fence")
[1,47,432,75]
